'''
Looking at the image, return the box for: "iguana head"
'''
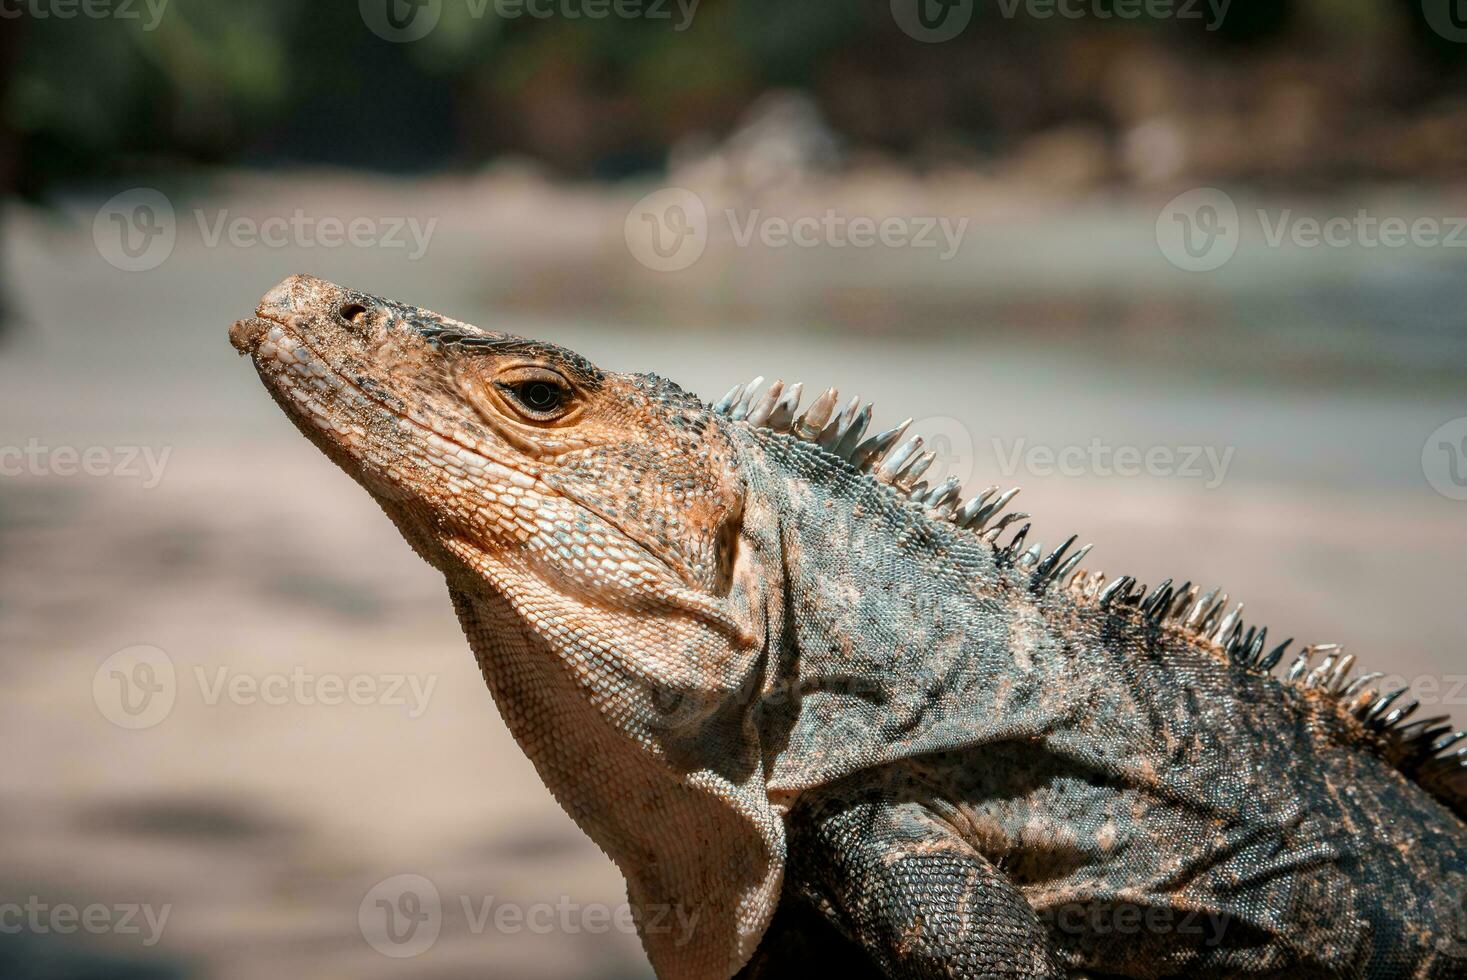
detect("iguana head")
[231,274,782,980]
[230,273,748,599]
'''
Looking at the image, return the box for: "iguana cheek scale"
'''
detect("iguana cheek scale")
[232,275,1466,980]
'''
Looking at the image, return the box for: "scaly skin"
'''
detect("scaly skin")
[231,275,1467,980]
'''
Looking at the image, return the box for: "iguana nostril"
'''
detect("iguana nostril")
[339,302,367,325]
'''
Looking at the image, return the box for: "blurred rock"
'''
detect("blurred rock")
[672,90,842,193]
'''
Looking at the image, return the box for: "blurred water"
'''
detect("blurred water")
[1,175,1464,979]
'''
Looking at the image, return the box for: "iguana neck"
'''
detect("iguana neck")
[442,536,784,980]
[733,425,1090,796]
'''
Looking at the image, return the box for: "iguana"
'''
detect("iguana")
[230,274,1467,980]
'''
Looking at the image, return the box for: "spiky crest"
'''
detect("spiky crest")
[714,375,1467,819]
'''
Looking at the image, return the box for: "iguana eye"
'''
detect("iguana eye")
[493,367,574,422]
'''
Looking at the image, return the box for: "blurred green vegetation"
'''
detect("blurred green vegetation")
[2,0,1465,195]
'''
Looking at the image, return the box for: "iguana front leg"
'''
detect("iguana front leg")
[783,784,1065,980]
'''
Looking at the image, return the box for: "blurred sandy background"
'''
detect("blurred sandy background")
[2,3,1467,978]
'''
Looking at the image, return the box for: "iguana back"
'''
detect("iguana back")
[731,412,1466,977]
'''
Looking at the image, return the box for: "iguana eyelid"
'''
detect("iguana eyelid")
[494,363,573,388]
[486,364,581,425]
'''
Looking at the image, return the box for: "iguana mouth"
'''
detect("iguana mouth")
[231,310,563,518]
